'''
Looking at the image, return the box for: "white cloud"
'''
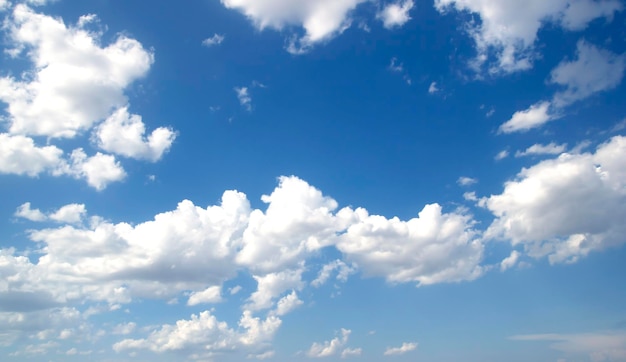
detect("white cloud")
[247,269,304,311]
[0,134,64,176]
[336,204,484,285]
[14,202,85,224]
[499,102,554,134]
[457,176,477,186]
[113,311,237,354]
[500,250,520,271]
[238,310,282,346]
[221,0,367,53]
[495,150,509,161]
[236,176,340,273]
[341,347,362,358]
[249,350,275,359]
[14,202,46,221]
[388,58,411,84]
[482,136,626,264]
[428,81,439,94]
[202,33,225,47]
[187,286,223,306]
[515,143,567,157]
[49,203,86,224]
[272,290,303,316]
[501,41,624,133]
[311,260,355,287]
[551,40,626,108]
[13,191,251,306]
[235,87,252,111]
[307,328,351,358]
[511,331,626,361]
[384,341,418,355]
[59,149,126,191]
[378,0,414,29]
[112,322,136,335]
[0,5,154,138]
[463,192,478,202]
[434,0,622,73]
[93,107,176,162]
[389,57,404,72]
[0,174,499,355]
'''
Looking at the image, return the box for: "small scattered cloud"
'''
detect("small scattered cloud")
[515,143,567,157]
[341,347,362,358]
[14,202,47,222]
[495,150,510,161]
[428,82,440,94]
[388,58,411,84]
[500,41,625,133]
[307,328,351,358]
[551,40,625,108]
[235,87,252,111]
[499,102,554,134]
[187,286,223,306]
[500,250,521,271]
[378,0,414,29]
[457,176,478,187]
[202,33,225,47]
[384,342,418,355]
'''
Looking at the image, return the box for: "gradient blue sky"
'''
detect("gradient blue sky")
[1,0,626,361]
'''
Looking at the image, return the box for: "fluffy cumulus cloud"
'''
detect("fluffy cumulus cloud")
[335,204,484,285]
[481,136,626,264]
[0,133,63,176]
[93,107,177,162]
[434,0,623,73]
[0,6,176,189]
[0,175,494,358]
[378,0,414,29]
[247,269,304,311]
[113,310,237,355]
[14,202,46,221]
[0,5,154,138]
[236,176,341,274]
[220,0,367,53]
[48,203,86,224]
[58,149,126,191]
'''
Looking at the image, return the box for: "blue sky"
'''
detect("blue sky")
[0,0,626,361]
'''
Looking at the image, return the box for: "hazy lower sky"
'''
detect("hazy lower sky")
[1,0,625,361]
